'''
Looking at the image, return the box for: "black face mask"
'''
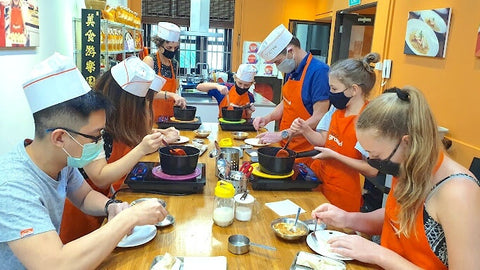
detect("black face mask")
[367,141,401,176]
[162,47,177,59]
[329,89,351,109]
[235,84,249,95]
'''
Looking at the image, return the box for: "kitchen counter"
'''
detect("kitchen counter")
[97,124,377,270]
[182,91,277,131]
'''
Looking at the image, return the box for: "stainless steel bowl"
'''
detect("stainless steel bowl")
[271,217,309,240]
[194,129,211,138]
[130,198,167,208]
[232,131,249,140]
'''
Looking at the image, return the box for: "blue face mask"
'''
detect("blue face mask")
[329,89,351,109]
[63,132,104,168]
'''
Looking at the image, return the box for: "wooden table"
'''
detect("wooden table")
[98,123,376,270]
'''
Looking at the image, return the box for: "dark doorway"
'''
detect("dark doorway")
[331,3,377,64]
[289,20,331,64]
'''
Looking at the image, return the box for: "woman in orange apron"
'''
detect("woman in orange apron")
[254,25,330,166]
[143,22,186,121]
[196,64,256,119]
[311,87,480,269]
[291,53,381,212]
[60,57,179,243]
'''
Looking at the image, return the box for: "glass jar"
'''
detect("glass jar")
[234,193,255,221]
[213,180,235,227]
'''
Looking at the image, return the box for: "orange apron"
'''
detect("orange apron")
[60,141,132,243]
[0,4,5,47]
[381,153,446,269]
[218,85,251,118]
[280,54,315,166]
[152,51,178,120]
[311,104,366,212]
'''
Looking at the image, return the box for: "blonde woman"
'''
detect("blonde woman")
[312,87,480,269]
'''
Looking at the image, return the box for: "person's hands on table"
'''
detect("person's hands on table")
[311,203,348,229]
[256,131,282,144]
[311,146,337,160]
[172,94,186,108]
[328,234,382,264]
[253,116,268,130]
[127,198,168,226]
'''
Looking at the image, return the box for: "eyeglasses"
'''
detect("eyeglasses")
[46,127,104,144]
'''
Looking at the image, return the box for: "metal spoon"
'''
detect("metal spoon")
[290,207,301,232]
[276,133,293,158]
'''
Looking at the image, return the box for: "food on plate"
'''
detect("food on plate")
[295,251,346,270]
[409,30,429,55]
[424,17,441,32]
[151,253,177,270]
[273,222,308,237]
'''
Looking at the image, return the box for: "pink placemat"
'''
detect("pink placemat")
[152,166,201,181]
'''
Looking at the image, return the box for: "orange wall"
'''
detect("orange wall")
[235,0,480,167]
[386,0,480,167]
[232,0,317,68]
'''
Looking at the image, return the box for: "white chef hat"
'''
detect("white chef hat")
[215,72,228,83]
[157,22,181,42]
[235,64,257,83]
[22,52,91,113]
[257,24,293,62]
[111,56,166,97]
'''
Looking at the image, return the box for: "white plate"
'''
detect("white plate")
[117,225,157,248]
[405,19,439,57]
[170,135,190,144]
[244,138,270,147]
[306,230,352,261]
[420,10,447,33]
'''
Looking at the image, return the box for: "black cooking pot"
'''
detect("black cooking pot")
[221,106,243,121]
[174,105,197,121]
[257,147,320,175]
[159,145,200,175]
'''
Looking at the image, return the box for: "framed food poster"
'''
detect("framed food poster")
[0,0,39,48]
[404,8,452,58]
[476,26,480,57]
[242,41,278,77]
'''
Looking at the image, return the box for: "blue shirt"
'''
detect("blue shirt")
[285,53,330,115]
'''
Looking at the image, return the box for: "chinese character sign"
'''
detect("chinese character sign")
[81,9,100,87]
[1,0,39,48]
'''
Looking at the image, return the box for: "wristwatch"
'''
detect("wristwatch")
[281,130,289,140]
[104,198,122,216]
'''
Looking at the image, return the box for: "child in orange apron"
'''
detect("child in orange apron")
[60,57,178,243]
[290,53,381,212]
[311,86,480,269]
[196,64,257,119]
[143,22,186,121]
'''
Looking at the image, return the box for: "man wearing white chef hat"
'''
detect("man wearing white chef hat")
[254,24,330,165]
[0,53,168,269]
[143,22,187,121]
[197,63,257,119]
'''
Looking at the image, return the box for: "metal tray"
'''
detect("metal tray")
[219,118,256,131]
[150,255,184,270]
[290,251,346,270]
[157,116,202,130]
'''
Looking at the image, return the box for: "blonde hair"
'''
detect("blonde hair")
[356,86,442,236]
[329,52,380,97]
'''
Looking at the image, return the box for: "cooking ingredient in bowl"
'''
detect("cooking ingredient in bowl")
[235,206,252,221]
[273,222,308,237]
[213,206,234,227]
[169,148,187,156]
[151,252,177,270]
